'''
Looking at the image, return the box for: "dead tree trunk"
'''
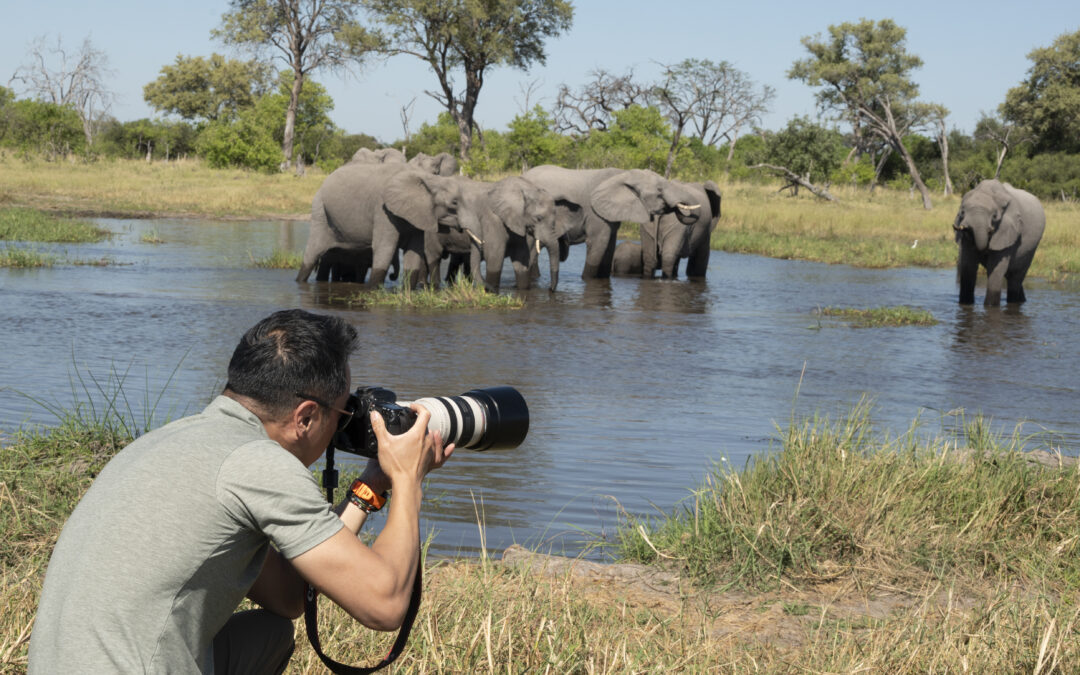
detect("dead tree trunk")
[752,164,837,201]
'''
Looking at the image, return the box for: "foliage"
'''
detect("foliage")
[256,71,338,166]
[248,247,303,269]
[143,53,272,122]
[215,0,383,166]
[365,0,573,160]
[195,110,283,172]
[789,18,938,208]
[403,111,461,159]
[0,90,86,158]
[505,104,565,171]
[761,116,846,184]
[96,118,198,161]
[1001,28,1080,154]
[345,274,525,309]
[576,105,673,172]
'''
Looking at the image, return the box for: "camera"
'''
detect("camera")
[332,385,529,458]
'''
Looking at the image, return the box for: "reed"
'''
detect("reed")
[0,246,58,268]
[0,207,109,243]
[249,248,303,269]
[816,305,939,327]
[345,275,525,310]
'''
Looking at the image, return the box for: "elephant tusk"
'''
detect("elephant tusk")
[535,239,542,255]
[676,202,701,211]
[466,230,484,246]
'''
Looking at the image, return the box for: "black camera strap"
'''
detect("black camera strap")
[303,444,423,674]
[303,566,421,675]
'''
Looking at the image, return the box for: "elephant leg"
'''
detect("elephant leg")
[401,233,428,289]
[1005,267,1028,304]
[957,245,978,305]
[582,222,617,279]
[984,254,1009,306]
[369,244,397,288]
[508,242,531,290]
[641,226,659,279]
[685,245,710,278]
[485,240,507,292]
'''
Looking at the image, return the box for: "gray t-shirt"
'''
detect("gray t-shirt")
[28,396,344,673]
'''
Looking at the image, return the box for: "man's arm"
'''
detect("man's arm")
[288,406,453,630]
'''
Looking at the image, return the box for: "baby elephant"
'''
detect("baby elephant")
[953,179,1045,305]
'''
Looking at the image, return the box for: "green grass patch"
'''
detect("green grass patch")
[141,228,165,244]
[249,248,302,269]
[0,207,109,243]
[346,275,525,310]
[0,245,59,267]
[816,305,938,327]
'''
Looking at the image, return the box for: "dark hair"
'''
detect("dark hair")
[227,309,358,418]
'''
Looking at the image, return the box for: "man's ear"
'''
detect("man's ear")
[292,400,320,435]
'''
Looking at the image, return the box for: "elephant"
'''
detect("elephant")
[428,176,564,292]
[350,147,406,164]
[522,166,703,279]
[297,163,465,288]
[642,180,721,279]
[408,151,459,176]
[313,247,398,283]
[953,179,1045,305]
[612,241,643,276]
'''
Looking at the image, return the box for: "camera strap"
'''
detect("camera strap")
[302,565,422,675]
[303,444,422,673]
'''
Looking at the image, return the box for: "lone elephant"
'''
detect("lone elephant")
[953,179,1045,305]
[641,180,721,279]
[522,166,703,279]
[297,163,465,288]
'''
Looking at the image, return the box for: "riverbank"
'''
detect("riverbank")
[4,155,1078,280]
[2,405,1077,671]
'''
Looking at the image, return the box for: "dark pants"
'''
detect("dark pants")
[213,610,295,675]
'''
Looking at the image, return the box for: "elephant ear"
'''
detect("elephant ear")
[437,153,459,176]
[591,172,651,223]
[703,181,722,224]
[987,182,1020,251]
[384,169,438,232]
[490,180,528,237]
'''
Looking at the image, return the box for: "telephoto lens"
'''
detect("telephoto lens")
[402,386,529,451]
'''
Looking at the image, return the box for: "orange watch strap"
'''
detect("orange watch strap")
[349,479,387,511]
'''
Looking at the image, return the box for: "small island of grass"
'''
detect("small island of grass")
[346,276,525,310]
[817,305,938,327]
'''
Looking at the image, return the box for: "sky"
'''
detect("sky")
[3,1,1079,144]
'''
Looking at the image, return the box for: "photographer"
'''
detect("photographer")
[28,309,454,674]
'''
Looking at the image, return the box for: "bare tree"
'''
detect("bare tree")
[552,67,653,134]
[930,105,954,196]
[399,96,416,153]
[10,35,115,147]
[654,58,774,176]
[515,78,544,114]
[975,114,1034,179]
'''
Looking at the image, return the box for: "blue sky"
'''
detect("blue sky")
[3,1,1078,143]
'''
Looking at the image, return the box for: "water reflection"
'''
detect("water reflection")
[1,217,1078,560]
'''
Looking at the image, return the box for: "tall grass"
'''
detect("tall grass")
[0,246,58,268]
[817,305,939,327]
[249,248,303,269]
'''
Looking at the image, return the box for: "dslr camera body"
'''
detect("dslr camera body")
[332,385,528,458]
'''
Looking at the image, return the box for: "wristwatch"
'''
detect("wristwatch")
[348,479,388,513]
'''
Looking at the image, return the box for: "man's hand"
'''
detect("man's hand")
[369,404,454,490]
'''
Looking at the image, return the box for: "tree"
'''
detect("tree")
[214,0,382,170]
[654,58,774,177]
[789,19,938,209]
[929,105,954,195]
[506,104,562,170]
[975,113,1034,180]
[1001,29,1080,154]
[553,67,652,134]
[9,35,115,148]
[143,54,272,122]
[365,0,573,162]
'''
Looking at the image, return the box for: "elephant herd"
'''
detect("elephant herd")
[297,148,1047,306]
[296,147,722,292]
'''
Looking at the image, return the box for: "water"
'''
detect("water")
[2,218,1078,559]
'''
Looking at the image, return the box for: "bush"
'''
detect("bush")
[196,110,282,172]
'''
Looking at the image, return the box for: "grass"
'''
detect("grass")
[249,248,303,269]
[0,155,321,219]
[816,305,939,327]
[6,400,1078,672]
[0,245,59,268]
[345,275,525,310]
[140,228,164,244]
[0,206,109,243]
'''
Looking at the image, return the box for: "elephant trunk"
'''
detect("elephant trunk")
[538,235,559,292]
